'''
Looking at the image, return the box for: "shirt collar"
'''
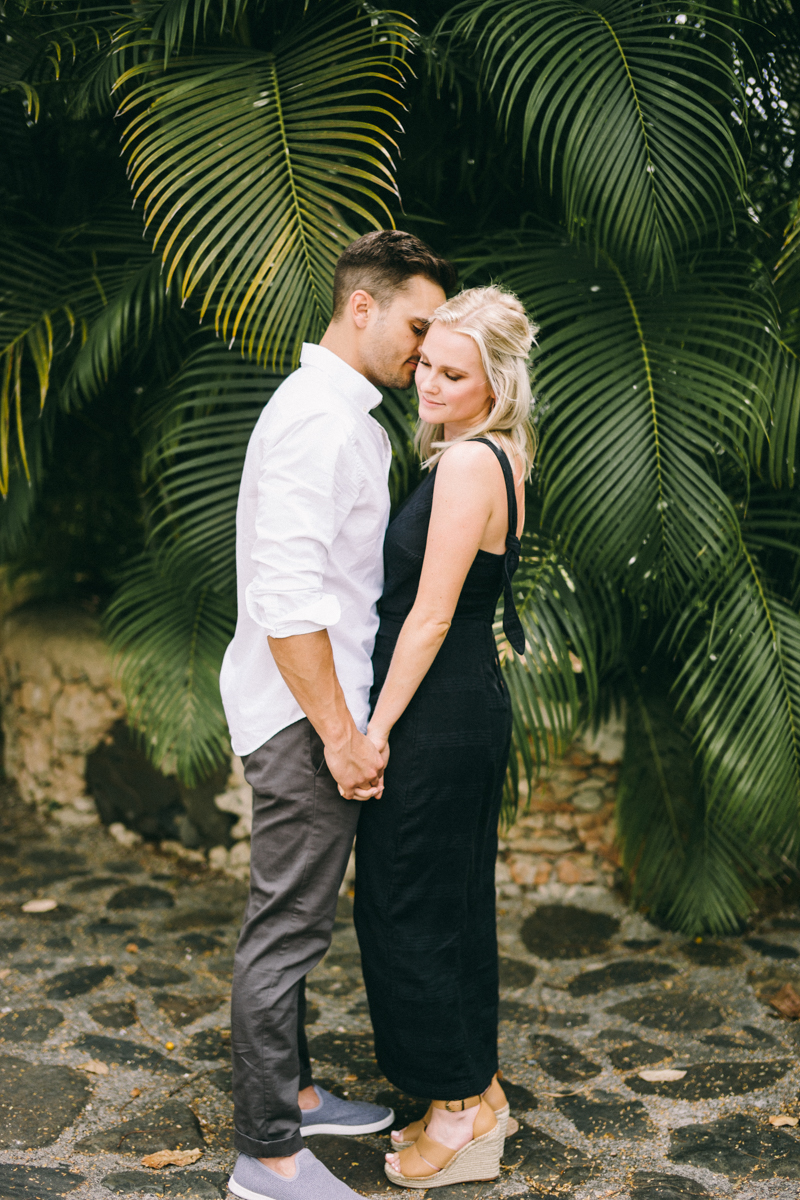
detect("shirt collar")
[300,343,382,413]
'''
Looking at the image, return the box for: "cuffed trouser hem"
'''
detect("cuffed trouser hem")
[234,1129,305,1159]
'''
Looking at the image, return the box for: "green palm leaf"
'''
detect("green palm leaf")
[461,229,774,601]
[115,5,413,365]
[0,221,103,492]
[500,528,621,810]
[104,551,235,783]
[447,0,746,280]
[142,339,282,585]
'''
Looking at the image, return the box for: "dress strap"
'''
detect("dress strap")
[472,438,526,655]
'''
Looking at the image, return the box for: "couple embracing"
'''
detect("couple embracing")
[220,230,536,1199]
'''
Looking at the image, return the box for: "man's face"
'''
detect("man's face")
[360,276,447,390]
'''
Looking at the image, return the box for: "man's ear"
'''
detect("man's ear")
[349,289,373,330]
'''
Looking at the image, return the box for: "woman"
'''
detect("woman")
[352,285,536,1189]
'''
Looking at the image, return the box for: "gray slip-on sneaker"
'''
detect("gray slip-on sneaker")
[228,1149,361,1200]
[300,1085,394,1136]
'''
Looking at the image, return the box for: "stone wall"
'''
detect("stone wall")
[498,713,624,895]
[0,599,624,894]
[0,604,125,827]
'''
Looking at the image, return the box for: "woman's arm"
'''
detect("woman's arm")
[368,441,502,747]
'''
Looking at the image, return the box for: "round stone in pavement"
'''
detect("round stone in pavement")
[70,876,123,893]
[128,961,190,987]
[669,1113,800,1180]
[501,1122,594,1186]
[499,1078,538,1113]
[499,957,537,988]
[568,960,677,996]
[520,905,619,959]
[745,936,800,960]
[630,1171,710,1199]
[75,1099,203,1154]
[0,1163,85,1199]
[101,1170,228,1197]
[528,1033,601,1082]
[499,999,537,1024]
[680,940,744,966]
[76,1033,188,1074]
[306,1134,396,1193]
[89,1000,138,1028]
[607,991,724,1031]
[606,1037,674,1069]
[100,1172,164,1196]
[162,1172,229,1197]
[629,1058,793,1099]
[307,1031,382,1079]
[155,993,226,1027]
[45,963,115,998]
[0,1055,92,1148]
[542,1010,590,1029]
[176,932,224,952]
[374,1087,427,1130]
[108,885,175,910]
[555,1090,655,1139]
[184,1027,231,1061]
[0,1006,64,1043]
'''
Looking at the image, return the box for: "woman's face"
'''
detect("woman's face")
[415,321,493,437]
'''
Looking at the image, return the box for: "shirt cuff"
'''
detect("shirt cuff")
[245,585,342,638]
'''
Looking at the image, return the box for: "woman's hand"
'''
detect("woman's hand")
[347,725,390,801]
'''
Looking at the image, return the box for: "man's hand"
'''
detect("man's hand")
[348,726,391,801]
[326,729,385,801]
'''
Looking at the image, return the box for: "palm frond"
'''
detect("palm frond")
[673,551,800,852]
[764,347,800,488]
[0,221,104,493]
[104,551,235,783]
[446,0,746,280]
[115,5,413,365]
[500,527,623,817]
[141,339,281,586]
[460,229,774,601]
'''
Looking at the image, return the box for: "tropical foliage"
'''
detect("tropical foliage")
[1,0,799,932]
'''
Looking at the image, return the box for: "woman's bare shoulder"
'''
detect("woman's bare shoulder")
[435,439,501,480]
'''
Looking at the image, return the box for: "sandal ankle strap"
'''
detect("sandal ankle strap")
[432,1095,481,1112]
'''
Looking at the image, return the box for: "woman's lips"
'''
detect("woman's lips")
[419,394,445,406]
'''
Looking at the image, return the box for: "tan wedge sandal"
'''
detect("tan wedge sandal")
[384,1096,502,1190]
[390,1074,516,1150]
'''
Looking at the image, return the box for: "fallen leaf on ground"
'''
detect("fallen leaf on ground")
[638,1068,687,1082]
[769,1115,799,1127]
[0,969,10,980]
[78,1060,109,1075]
[21,898,57,913]
[768,982,800,1019]
[130,1088,141,1098]
[141,1148,202,1169]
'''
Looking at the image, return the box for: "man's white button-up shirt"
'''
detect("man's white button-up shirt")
[220,343,392,757]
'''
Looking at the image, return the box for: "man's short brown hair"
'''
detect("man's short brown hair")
[332,230,457,319]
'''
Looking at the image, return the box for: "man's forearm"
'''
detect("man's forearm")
[268,629,355,748]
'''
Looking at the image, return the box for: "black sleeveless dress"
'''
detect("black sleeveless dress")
[353,439,524,1099]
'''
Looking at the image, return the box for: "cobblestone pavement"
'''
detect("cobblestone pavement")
[2,783,800,1200]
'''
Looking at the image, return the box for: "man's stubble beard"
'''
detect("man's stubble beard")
[362,321,416,391]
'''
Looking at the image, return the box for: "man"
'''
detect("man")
[221,230,456,1200]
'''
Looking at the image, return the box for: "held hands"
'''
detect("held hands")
[326,729,386,801]
[350,725,390,801]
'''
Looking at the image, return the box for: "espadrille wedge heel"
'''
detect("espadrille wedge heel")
[390,1075,515,1151]
[384,1097,502,1190]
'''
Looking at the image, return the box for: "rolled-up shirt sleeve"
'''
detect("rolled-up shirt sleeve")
[245,409,360,638]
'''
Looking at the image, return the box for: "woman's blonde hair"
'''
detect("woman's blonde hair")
[415,285,538,477]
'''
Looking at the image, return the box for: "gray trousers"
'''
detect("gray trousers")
[231,718,360,1158]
